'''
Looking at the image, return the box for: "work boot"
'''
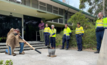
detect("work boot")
[94,50,99,53]
[78,49,82,51]
[5,51,8,54]
[60,48,64,50]
[12,53,16,56]
[19,51,25,54]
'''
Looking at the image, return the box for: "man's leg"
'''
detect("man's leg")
[53,37,56,48]
[39,30,42,41]
[99,31,104,51]
[41,30,44,42]
[76,35,79,50]
[50,37,53,48]
[44,34,47,46]
[5,46,12,55]
[61,38,66,49]
[66,40,69,49]
[95,32,101,53]
[47,34,49,46]
[19,42,24,54]
[78,36,82,51]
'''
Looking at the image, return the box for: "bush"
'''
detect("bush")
[56,28,97,49]
[0,60,13,65]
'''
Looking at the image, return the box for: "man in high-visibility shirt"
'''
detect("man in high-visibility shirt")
[94,12,107,53]
[44,24,50,46]
[50,25,56,49]
[48,25,57,57]
[75,23,84,51]
[61,24,72,50]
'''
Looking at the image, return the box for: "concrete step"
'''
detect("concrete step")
[0,42,45,45]
[0,46,47,52]
[0,44,45,49]
[0,41,47,53]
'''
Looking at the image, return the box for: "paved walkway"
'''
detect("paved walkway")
[0,49,98,65]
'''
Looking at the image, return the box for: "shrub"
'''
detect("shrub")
[0,60,13,65]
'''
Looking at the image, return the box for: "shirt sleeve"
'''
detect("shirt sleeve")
[41,23,44,27]
[68,27,72,33]
[81,27,84,33]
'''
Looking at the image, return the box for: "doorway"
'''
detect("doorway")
[24,15,41,41]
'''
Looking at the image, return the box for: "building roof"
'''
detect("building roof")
[51,0,95,18]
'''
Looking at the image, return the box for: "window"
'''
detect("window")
[32,0,38,8]
[47,4,52,12]
[59,8,63,15]
[39,2,46,11]
[24,0,30,6]
[53,6,58,14]
[53,19,58,23]
[59,18,63,23]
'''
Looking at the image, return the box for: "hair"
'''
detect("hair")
[99,12,103,15]
[16,28,20,32]
[51,25,54,27]
[65,24,68,26]
[77,23,80,25]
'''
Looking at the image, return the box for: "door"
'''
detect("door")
[24,15,41,41]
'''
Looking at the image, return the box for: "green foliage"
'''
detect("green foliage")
[56,31,63,47]
[68,12,89,29]
[0,60,13,65]
[0,60,3,65]
[79,0,107,16]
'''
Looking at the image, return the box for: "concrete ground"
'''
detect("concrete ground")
[0,49,99,65]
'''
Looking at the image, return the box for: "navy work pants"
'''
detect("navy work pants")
[62,37,69,49]
[96,31,104,51]
[76,34,82,50]
[50,37,56,48]
[44,33,49,46]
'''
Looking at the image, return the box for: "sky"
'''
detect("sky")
[59,0,89,12]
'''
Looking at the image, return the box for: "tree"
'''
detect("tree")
[67,12,93,30]
[79,0,107,16]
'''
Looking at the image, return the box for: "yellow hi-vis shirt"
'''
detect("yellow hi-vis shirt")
[75,26,84,34]
[44,27,50,33]
[103,17,107,28]
[96,19,104,28]
[64,27,72,36]
[50,28,56,37]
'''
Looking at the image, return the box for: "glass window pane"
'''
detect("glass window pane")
[47,4,52,12]
[32,0,38,8]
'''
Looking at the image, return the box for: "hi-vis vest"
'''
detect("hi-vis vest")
[96,19,104,28]
[64,27,71,36]
[103,17,107,28]
[50,28,56,37]
[44,27,50,33]
[75,26,84,34]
